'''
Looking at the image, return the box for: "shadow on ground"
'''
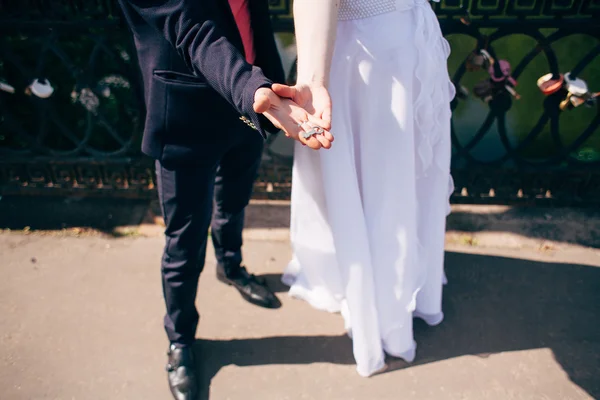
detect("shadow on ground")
[0,195,152,235]
[246,203,600,251]
[195,251,600,400]
[448,206,600,249]
[2,196,600,248]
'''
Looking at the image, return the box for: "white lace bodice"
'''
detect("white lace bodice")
[338,0,439,21]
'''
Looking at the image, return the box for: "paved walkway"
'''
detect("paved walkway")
[1,229,599,399]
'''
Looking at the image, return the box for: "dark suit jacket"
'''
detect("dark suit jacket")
[118,0,285,163]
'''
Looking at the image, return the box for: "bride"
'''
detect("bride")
[274,0,455,377]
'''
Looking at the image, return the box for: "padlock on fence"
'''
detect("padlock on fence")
[473,59,520,103]
[537,73,565,96]
[0,81,15,94]
[459,10,472,26]
[559,72,598,111]
[473,79,494,103]
[488,59,520,100]
[466,49,493,72]
[25,78,54,99]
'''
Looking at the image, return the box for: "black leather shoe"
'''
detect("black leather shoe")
[217,265,281,309]
[166,344,198,400]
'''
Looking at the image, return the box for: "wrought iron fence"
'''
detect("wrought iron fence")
[0,0,599,204]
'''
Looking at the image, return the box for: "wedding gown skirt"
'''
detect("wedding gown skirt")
[282,0,455,377]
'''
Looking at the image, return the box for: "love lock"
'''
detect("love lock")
[559,72,589,111]
[488,59,521,100]
[564,72,588,97]
[466,49,493,72]
[26,78,54,99]
[473,79,494,103]
[488,60,516,85]
[460,10,472,26]
[537,73,565,96]
[0,81,15,94]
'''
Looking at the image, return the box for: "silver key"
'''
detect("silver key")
[301,126,324,139]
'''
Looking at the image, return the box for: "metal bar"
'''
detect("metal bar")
[1,0,600,205]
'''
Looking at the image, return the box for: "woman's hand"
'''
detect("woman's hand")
[253,87,334,150]
[271,83,333,131]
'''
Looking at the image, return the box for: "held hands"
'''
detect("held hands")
[253,87,334,150]
[271,83,332,130]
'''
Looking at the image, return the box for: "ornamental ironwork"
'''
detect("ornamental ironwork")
[0,0,599,205]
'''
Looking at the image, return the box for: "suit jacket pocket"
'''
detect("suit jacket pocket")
[153,70,208,87]
[150,70,240,165]
[152,69,240,137]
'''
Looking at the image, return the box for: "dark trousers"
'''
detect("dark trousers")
[156,131,264,346]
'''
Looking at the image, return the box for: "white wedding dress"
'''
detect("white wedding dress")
[282,0,455,377]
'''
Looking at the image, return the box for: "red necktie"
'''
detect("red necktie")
[228,0,256,65]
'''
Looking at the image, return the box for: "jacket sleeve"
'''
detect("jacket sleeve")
[249,0,286,134]
[123,0,271,133]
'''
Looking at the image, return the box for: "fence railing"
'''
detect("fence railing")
[1,0,599,205]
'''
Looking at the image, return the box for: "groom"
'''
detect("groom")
[118,0,332,398]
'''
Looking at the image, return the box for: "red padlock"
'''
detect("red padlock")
[537,73,564,96]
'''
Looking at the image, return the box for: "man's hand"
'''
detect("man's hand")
[271,83,332,130]
[253,87,334,150]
